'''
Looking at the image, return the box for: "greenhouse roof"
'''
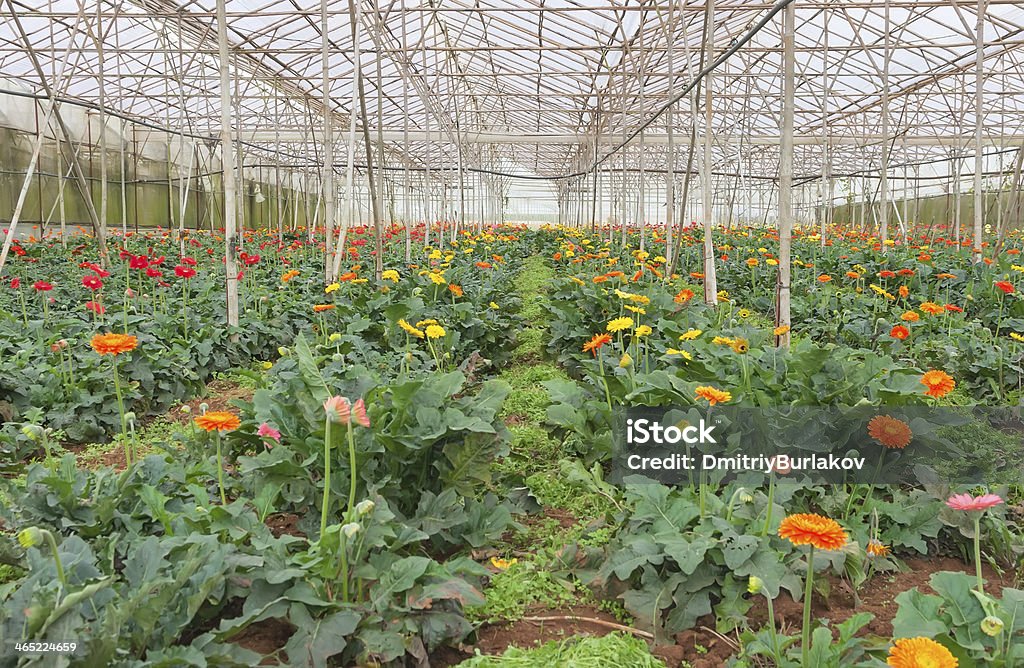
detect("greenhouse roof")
[1,0,1023,181]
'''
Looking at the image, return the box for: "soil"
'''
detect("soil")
[232,618,294,665]
[432,604,629,667]
[432,556,1018,668]
[169,379,254,425]
[264,512,305,538]
[66,442,129,471]
[503,413,530,427]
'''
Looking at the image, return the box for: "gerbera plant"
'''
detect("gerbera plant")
[90,332,139,464]
[946,491,1003,594]
[778,512,849,666]
[194,410,241,504]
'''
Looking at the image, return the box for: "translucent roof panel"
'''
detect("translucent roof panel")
[1,0,1022,181]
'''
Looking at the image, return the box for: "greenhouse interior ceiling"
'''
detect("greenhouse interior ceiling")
[0,0,1022,226]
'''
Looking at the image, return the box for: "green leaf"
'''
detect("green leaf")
[892,588,949,638]
[294,332,329,403]
[370,556,432,609]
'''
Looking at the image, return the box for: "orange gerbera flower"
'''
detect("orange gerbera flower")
[313,304,336,312]
[773,324,790,336]
[867,539,892,558]
[582,333,612,356]
[194,411,241,432]
[448,284,464,297]
[674,288,695,304]
[920,370,955,398]
[887,637,957,668]
[817,274,832,283]
[898,285,910,298]
[867,415,912,449]
[778,513,848,551]
[919,301,943,315]
[890,325,910,340]
[694,385,731,406]
[90,333,139,356]
[901,311,920,322]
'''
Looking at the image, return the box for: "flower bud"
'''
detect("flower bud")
[356,500,375,516]
[278,347,289,357]
[618,352,633,368]
[17,527,43,548]
[21,425,44,441]
[329,333,341,343]
[124,412,137,425]
[341,523,361,538]
[180,405,191,414]
[982,615,1004,636]
[747,576,763,595]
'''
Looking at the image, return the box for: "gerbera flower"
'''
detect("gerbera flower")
[425,324,446,339]
[665,348,693,360]
[898,285,910,298]
[33,281,53,291]
[995,281,1015,294]
[867,415,912,449]
[674,289,695,304]
[778,513,848,551]
[729,338,749,354]
[583,333,612,355]
[920,370,955,398]
[194,411,241,432]
[866,539,891,557]
[82,274,103,290]
[773,324,790,336]
[945,493,1002,512]
[257,422,281,442]
[695,386,731,406]
[679,328,702,341]
[886,637,957,668]
[919,302,943,315]
[90,333,138,356]
[398,318,425,339]
[901,311,920,322]
[890,325,910,340]
[634,325,652,337]
[313,304,336,312]
[817,274,832,283]
[448,284,464,297]
[381,269,399,282]
[607,316,634,333]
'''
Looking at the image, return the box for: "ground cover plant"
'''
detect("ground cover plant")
[0,221,1022,667]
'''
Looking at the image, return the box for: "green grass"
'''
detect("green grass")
[455,632,665,668]
[467,560,581,622]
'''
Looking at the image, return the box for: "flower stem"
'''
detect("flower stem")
[43,530,67,588]
[320,418,332,536]
[215,431,227,505]
[765,594,781,664]
[111,358,130,465]
[974,513,984,595]
[802,545,815,667]
[346,422,357,517]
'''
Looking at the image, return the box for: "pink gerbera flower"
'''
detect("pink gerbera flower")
[323,396,351,423]
[946,493,1003,512]
[257,422,281,443]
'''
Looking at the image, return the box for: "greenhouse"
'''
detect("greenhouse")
[1,0,1023,665]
